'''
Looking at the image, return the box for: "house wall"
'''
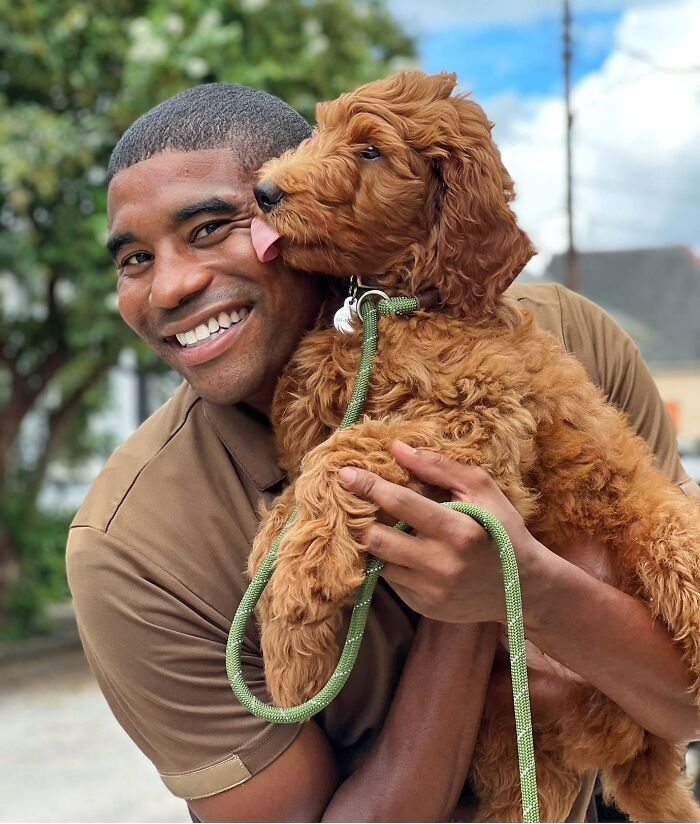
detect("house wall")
[652,367,700,443]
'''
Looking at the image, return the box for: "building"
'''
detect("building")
[518,246,700,454]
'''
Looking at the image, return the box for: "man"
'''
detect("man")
[67,83,700,822]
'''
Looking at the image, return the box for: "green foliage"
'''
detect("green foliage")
[0,0,415,630]
[0,494,72,638]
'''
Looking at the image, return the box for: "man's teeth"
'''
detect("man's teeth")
[175,308,250,347]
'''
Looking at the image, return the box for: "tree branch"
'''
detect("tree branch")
[35,345,70,387]
[46,267,60,324]
[37,267,69,387]
[0,334,21,378]
[25,355,116,512]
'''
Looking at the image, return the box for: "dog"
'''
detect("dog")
[246,70,700,821]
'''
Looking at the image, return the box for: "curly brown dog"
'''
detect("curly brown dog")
[246,70,700,821]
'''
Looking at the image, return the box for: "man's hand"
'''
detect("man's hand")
[338,439,544,625]
[339,441,700,741]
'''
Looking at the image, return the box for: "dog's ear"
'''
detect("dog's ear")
[409,93,535,315]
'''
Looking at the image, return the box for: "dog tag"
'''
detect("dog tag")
[333,297,358,334]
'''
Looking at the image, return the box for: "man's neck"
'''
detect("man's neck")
[242,394,272,422]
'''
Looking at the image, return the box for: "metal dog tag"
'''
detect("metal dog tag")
[333,297,358,333]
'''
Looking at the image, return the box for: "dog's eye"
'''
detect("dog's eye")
[358,145,381,160]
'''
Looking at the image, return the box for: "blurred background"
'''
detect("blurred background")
[1,0,698,821]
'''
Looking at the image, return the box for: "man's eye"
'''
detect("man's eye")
[358,145,381,160]
[193,221,226,241]
[121,251,151,267]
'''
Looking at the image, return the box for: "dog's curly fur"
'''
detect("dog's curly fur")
[247,71,700,821]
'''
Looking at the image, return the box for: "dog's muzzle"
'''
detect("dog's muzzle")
[254,180,286,213]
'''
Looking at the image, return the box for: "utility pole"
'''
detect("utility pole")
[563,0,579,292]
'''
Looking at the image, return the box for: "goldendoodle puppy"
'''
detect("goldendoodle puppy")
[247,70,700,822]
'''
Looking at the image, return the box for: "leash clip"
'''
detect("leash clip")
[333,277,389,333]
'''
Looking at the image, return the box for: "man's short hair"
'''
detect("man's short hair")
[108,83,312,181]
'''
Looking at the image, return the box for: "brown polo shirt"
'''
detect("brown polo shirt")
[66,283,699,818]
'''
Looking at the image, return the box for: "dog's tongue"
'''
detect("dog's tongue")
[251,217,282,262]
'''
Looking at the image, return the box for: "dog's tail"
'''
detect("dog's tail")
[602,734,700,822]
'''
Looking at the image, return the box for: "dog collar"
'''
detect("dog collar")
[333,276,439,333]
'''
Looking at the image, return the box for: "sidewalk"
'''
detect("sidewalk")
[0,605,188,823]
[4,604,698,821]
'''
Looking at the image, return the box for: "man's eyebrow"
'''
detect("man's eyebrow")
[174,196,239,223]
[106,197,240,260]
[106,231,136,261]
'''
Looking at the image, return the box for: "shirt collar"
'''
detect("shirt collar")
[202,399,286,492]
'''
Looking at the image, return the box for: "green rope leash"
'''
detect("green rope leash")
[226,295,540,823]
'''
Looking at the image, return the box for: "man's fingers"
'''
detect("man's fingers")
[390,440,494,500]
[378,561,420,591]
[364,523,422,568]
[338,466,466,541]
[377,571,440,621]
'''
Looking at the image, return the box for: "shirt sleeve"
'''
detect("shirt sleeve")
[67,525,303,800]
[554,284,699,497]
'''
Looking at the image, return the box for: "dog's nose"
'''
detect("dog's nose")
[254,180,286,213]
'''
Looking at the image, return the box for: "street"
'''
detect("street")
[1,647,188,823]
[2,628,699,822]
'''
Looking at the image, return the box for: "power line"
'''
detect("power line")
[575,175,700,207]
[616,43,700,75]
[575,205,700,233]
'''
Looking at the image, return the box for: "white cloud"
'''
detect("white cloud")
[391,0,664,33]
[492,0,700,266]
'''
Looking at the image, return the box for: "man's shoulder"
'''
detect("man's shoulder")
[508,279,624,357]
[70,380,202,534]
[507,281,566,341]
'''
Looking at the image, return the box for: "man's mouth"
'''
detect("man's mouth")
[163,304,254,367]
[169,306,251,348]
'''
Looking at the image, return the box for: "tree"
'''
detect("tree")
[0,0,415,616]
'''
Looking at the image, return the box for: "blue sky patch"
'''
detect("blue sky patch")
[419,9,621,99]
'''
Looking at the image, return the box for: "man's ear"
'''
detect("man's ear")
[411,94,535,314]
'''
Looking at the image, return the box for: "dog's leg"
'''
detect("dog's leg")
[258,416,457,707]
[601,735,700,822]
[604,487,700,822]
[521,364,700,820]
[248,483,298,580]
[246,484,306,704]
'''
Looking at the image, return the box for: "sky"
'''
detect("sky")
[388,0,700,272]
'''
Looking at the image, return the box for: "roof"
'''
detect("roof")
[517,246,700,367]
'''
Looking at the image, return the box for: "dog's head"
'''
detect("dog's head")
[252,71,535,316]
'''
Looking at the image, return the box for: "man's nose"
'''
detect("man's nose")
[254,180,286,213]
[148,260,213,310]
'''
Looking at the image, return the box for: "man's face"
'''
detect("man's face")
[107,148,324,409]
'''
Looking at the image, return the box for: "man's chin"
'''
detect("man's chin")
[185,376,260,407]
[178,364,272,411]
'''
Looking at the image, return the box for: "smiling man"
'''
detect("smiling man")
[67,83,700,823]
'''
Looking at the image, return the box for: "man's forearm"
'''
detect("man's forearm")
[525,544,699,741]
[323,619,499,822]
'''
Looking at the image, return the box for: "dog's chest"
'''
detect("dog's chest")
[275,314,537,475]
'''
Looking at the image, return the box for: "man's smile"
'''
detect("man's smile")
[163,303,255,367]
[172,306,250,347]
